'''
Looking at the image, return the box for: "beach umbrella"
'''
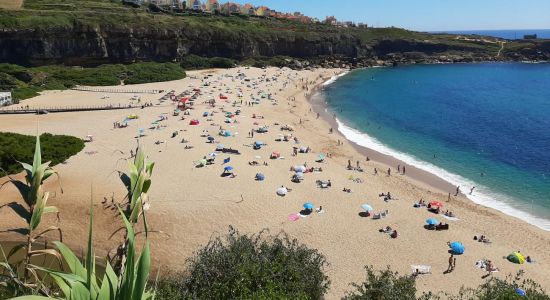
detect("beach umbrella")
[207,136,215,141]
[195,159,207,167]
[276,187,288,196]
[295,172,304,180]
[318,153,326,160]
[225,118,232,123]
[361,204,373,212]
[255,173,265,181]
[303,202,314,210]
[208,152,218,157]
[224,166,234,172]
[449,241,465,255]
[216,144,224,150]
[507,252,526,264]
[294,165,306,173]
[426,218,439,225]
[254,141,264,147]
[430,201,443,208]
[223,131,232,137]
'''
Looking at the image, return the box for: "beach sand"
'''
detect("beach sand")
[1,67,549,298]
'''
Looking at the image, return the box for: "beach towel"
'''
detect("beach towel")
[442,215,460,221]
[411,265,431,275]
[288,214,300,222]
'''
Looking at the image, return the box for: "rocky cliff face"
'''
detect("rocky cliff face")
[0,24,372,66]
[1,23,547,66]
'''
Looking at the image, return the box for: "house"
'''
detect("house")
[255,6,271,17]
[204,0,219,12]
[0,91,12,106]
[186,0,201,10]
[221,2,240,14]
[240,3,255,15]
[324,16,337,25]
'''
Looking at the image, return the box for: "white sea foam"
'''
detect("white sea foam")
[336,118,550,231]
[323,71,350,86]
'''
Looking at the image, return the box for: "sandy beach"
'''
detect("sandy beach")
[1,67,550,298]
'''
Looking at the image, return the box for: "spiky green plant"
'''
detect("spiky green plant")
[0,135,62,292]
[121,147,154,227]
[8,204,153,300]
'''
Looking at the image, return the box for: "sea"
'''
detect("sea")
[431,29,550,40]
[321,63,550,230]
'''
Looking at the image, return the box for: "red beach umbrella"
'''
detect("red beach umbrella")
[430,201,443,208]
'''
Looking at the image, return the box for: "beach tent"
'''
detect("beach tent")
[361,204,373,212]
[276,187,288,196]
[190,119,200,125]
[303,202,314,210]
[255,173,265,181]
[449,241,465,255]
[430,201,444,208]
[507,252,526,264]
[208,152,218,157]
[426,218,439,225]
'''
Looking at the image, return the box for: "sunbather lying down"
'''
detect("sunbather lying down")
[411,265,431,277]
[249,161,259,166]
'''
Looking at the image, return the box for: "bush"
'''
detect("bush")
[0,132,84,175]
[125,62,186,84]
[343,266,423,300]
[448,271,550,300]
[179,55,235,70]
[162,227,330,299]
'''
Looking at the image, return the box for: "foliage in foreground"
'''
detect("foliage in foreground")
[0,132,84,175]
[0,62,186,101]
[157,227,330,299]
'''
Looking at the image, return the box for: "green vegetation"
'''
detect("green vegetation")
[179,55,236,70]
[0,62,186,101]
[156,227,330,299]
[0,132,84,175]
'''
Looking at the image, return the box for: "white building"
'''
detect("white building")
[0,91,12,106]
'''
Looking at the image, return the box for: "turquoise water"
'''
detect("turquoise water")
[322,63,550,230]
[431,29,550,39]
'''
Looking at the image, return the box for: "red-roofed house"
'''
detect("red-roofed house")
[240,3,255,15]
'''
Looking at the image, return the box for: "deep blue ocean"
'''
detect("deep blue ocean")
[431,29,550,39]
[322,63,550,230]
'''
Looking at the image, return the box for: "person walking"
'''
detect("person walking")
[387,168,391,176]
[402,166,406,175]
[446,254,454,273]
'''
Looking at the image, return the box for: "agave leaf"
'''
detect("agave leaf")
[105,262,119,298]
[8,296,52,300]
[145,161,154,175]
[43,206,59,214]
[132,242,151,300]
[86,198,94,293]
[97,263,118,300]
[118,208,136,299]
[31,264,87,284]
[33,135,42,172]
[71,281,91,300]
[142,179,152,194]
[29,192,49,231]
[49,273,72,298]
[6,201,31,224]
[53,241,87,280]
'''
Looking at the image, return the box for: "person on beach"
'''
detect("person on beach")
[446,254,455,273]
[387,168,391,176]
[470,186,475,195]
[329,128,333,134]
[366,156,370,161]
[374,168,378,175]
[455,185,460,196]
[317,113,320,119]
[398,165,401,173]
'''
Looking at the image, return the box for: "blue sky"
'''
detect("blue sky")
[230,0,550,31]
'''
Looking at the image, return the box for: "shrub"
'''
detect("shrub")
[125,62,186,84]
[448,271,550,300]
[170,227,330,299]
[343,266,422,300]
[179,55,235,70]
[0,132,84,175]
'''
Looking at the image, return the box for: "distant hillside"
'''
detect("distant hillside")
[0,0,548,66]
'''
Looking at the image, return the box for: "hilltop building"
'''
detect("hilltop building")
[204,0,220,12]
[186,0,202,10]
[0,91,12,106]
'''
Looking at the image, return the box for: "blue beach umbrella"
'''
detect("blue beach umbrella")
[224,166,234,172]
[207,136,215,141]
[255,173,265,181]
[426,218,439,226]
[303,202,314,210]
[361,204,373,212]
[449,241,465,255]
[254,141,264,147]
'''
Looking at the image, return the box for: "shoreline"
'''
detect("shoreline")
[309,69,550,232]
